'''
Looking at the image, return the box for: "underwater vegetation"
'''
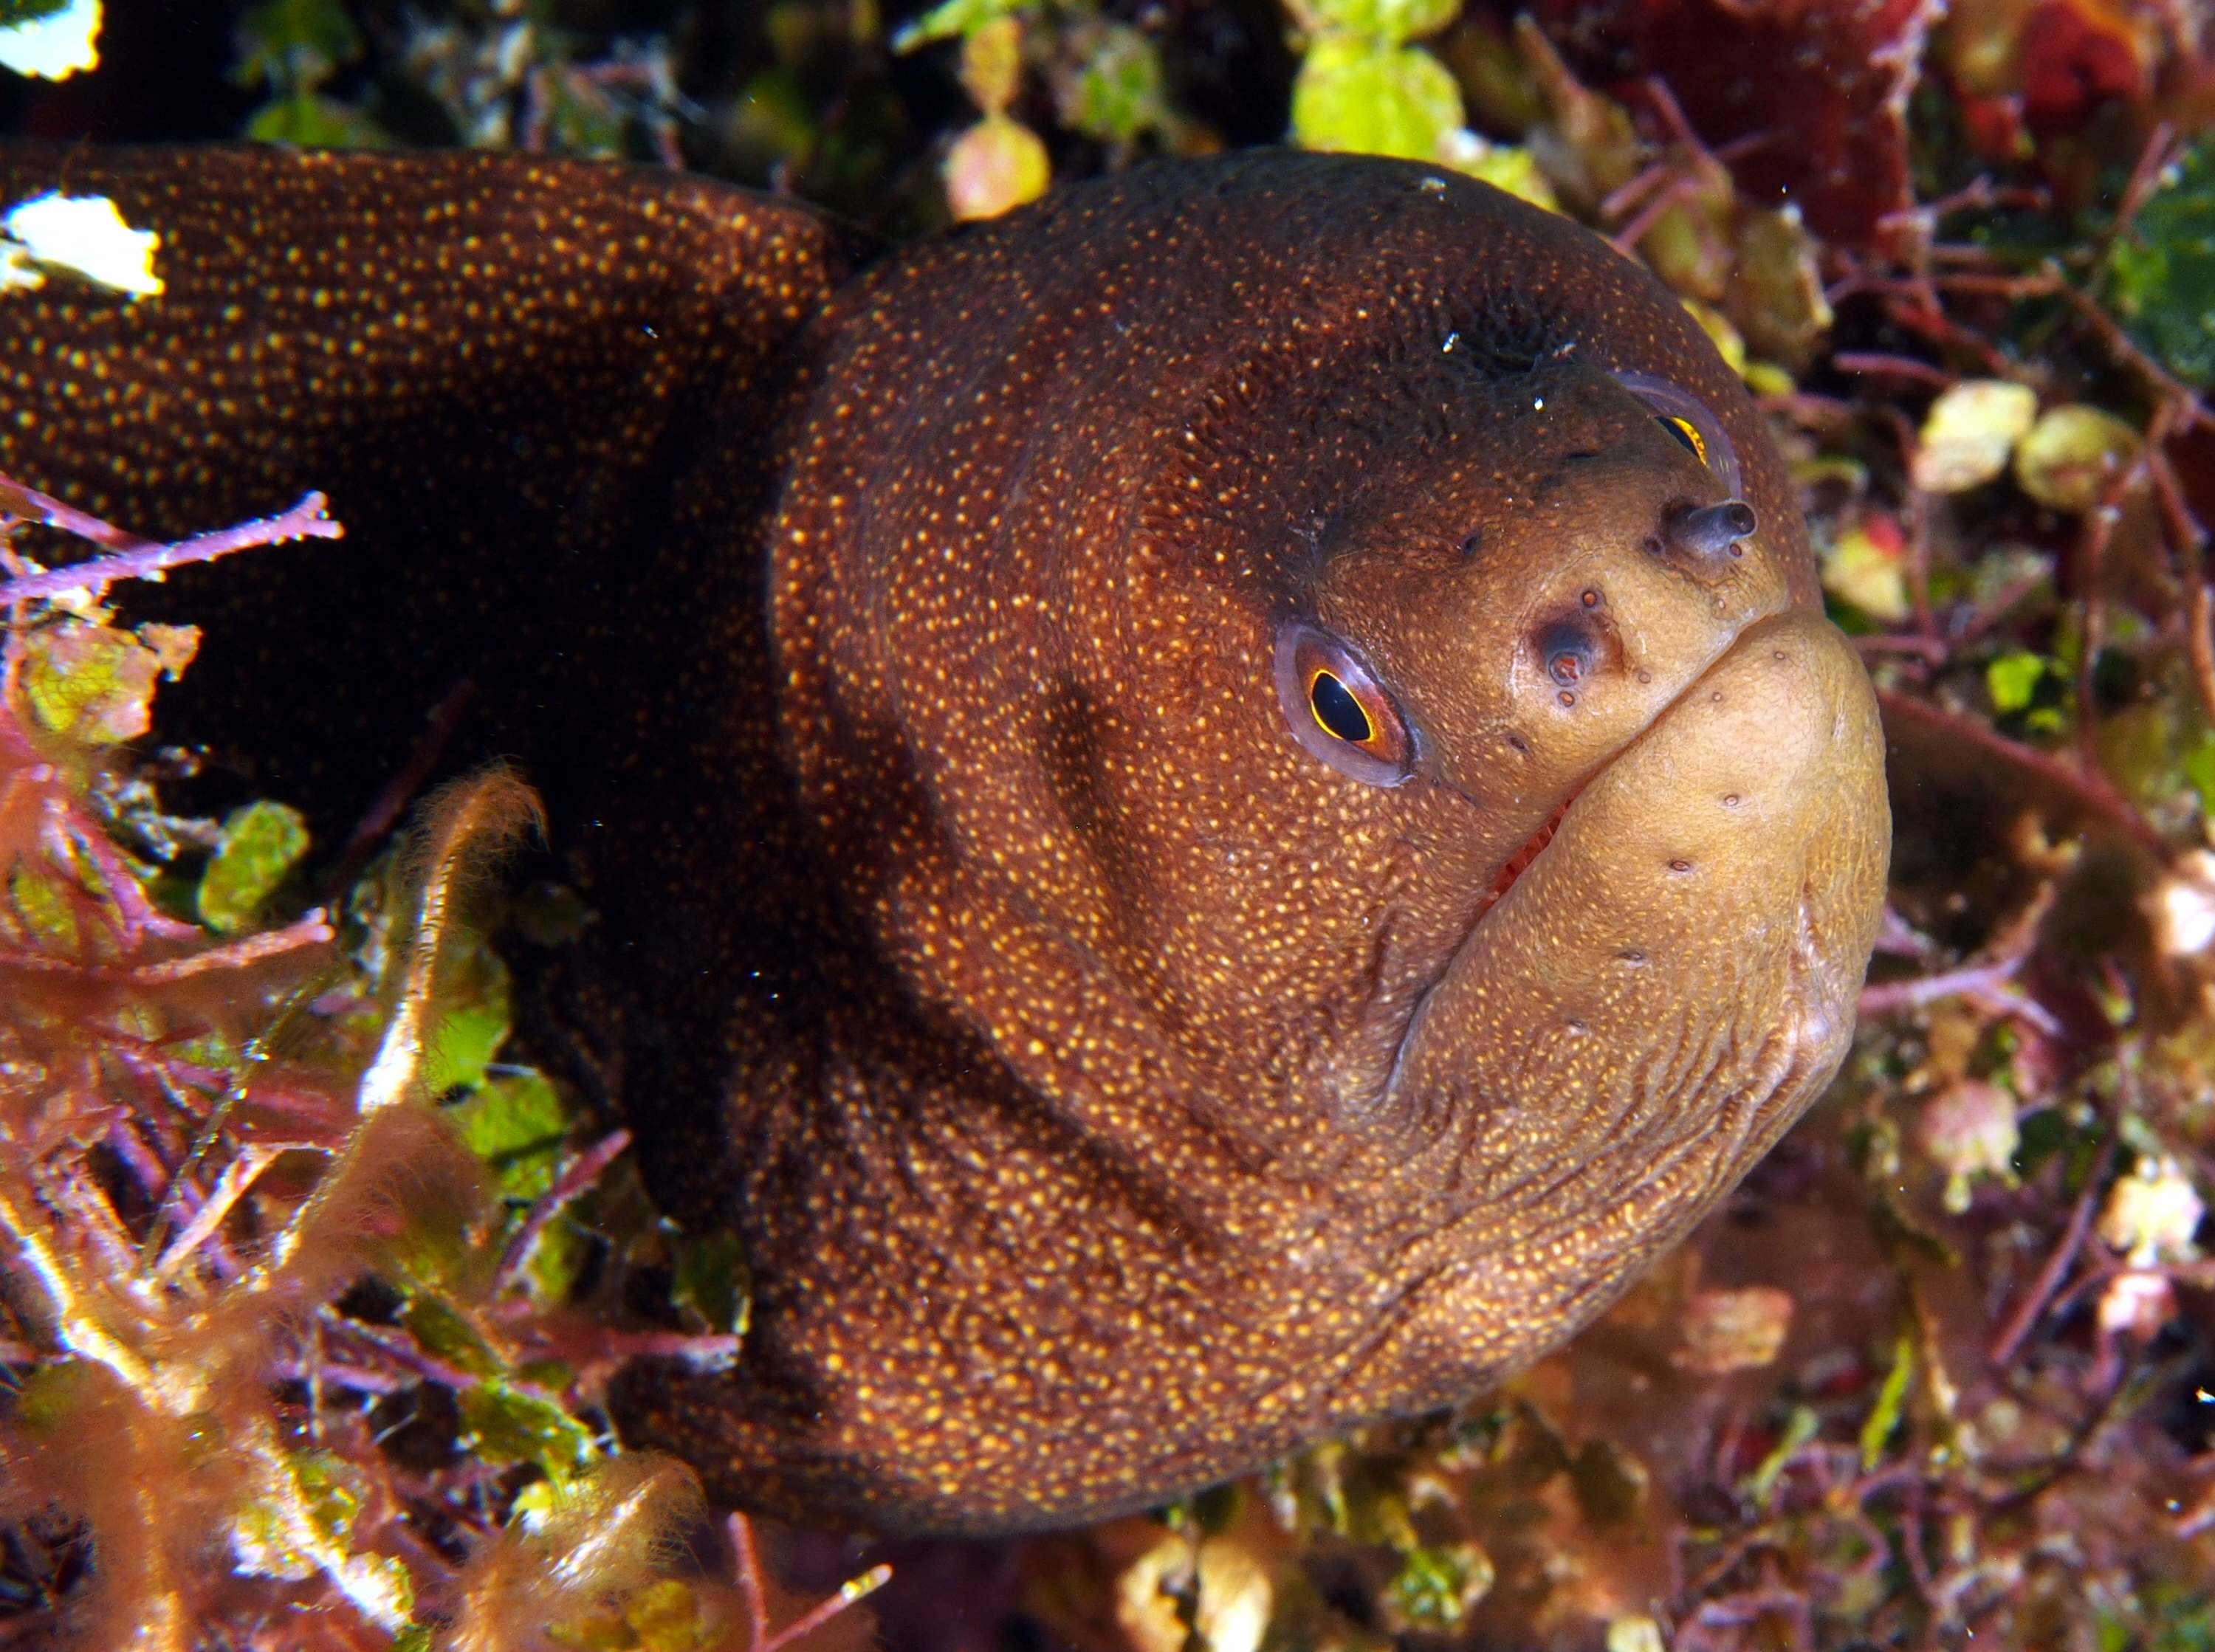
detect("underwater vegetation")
[6,0,2215,1647]
[0,481,885,1645]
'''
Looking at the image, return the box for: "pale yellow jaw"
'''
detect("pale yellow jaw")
[1366,608,1888,1395]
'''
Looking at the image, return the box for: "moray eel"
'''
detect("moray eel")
[0,145,1889,1535]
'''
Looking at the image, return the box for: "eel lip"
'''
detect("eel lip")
[1471,790,1577,929]
[1373,785,1584,1110]
[1457,599,1779,939]
[1376,605,1886,1130]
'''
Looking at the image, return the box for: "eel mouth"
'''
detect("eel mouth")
[1470,790,1577,929]
[1460,599,1777,939]
[1373,605,1888,1128]
[1373,784,1582,1109]
[1375,615,1783,1106]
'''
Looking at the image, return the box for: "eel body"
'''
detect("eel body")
[0,145,1889,1535]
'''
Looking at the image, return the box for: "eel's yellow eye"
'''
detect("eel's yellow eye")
[1657,414,1707,467]
[1612,371,1742,497]
[1274,623,1415,787]
[1308,669,1375,745]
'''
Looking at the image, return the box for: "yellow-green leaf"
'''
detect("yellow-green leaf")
[10,865,78,950]
[1607,1619,1666,1652]
[246,91,389,148]
[2109,131,2215,389]
[2183,729,2215,816]
[197,799,309,933]
[1568,1436,1649,1526]
[891,0,1026,51]
[233,0,359,92]
[1744,1403,1819,1504]
[1387,1541,1494,1629]
[1912,379,2037,494]
[231,1448,375,1584]
[1986,650,2048,715]
[422,999,510,1097]
[2013,404,2142,514]
[451,1070,572,1199]
[1442,134,1556,210]
[401,1293,504,1380]
[1821,519,1909,623]
[290,1448,368,1543]
[1681,297,1748,376]
[1060,22,1167,145]
[1743,360,1796,397]
[1291,36,1463,162]
[21,619,163,744]
[11,1361,86,1432]
[520,1214,594,1309]
[943,114,1051,220]
[1728,207,1832,373]
[1860,1332,1914,1469]
[627,1578,708,1652]
[957,15,1021,115]
[457,1379,599,1479]
[670,1228,750,1336]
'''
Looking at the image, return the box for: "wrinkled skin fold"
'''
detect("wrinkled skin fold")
[0,145,1889,1535]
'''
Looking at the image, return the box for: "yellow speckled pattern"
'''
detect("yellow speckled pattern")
[0,146,1888,1538]
[0,143,866,814]
[612,155,1886,1534]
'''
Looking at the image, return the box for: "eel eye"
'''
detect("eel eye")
[1611,371,1742,498]
[1274,622,1414,787]
[1309,670,1373,743]
[1656,414,1706,466]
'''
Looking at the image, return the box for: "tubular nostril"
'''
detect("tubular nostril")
[1539,619,1599,686]
[1667,500,1758,560]
[1532,607,1620,702]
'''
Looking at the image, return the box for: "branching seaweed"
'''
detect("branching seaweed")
[0,478,886,1650]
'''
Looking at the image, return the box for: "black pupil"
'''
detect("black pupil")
[1311,671,1374,743]
[1658,416,1702,460]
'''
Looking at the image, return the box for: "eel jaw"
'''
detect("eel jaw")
[1310,605,1888,1412]
[1379,605,1889,1161]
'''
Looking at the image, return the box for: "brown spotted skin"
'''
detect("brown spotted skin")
[0,143,868,824]
[0,146,1889,1535]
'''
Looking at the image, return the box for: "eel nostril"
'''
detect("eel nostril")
[1540,622,1596,686]
[1535,610,1615,695]
[1667,500,1758,561]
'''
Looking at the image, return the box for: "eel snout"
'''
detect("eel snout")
[1390,605,1888,1205]
[1362,606,1889,1399]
